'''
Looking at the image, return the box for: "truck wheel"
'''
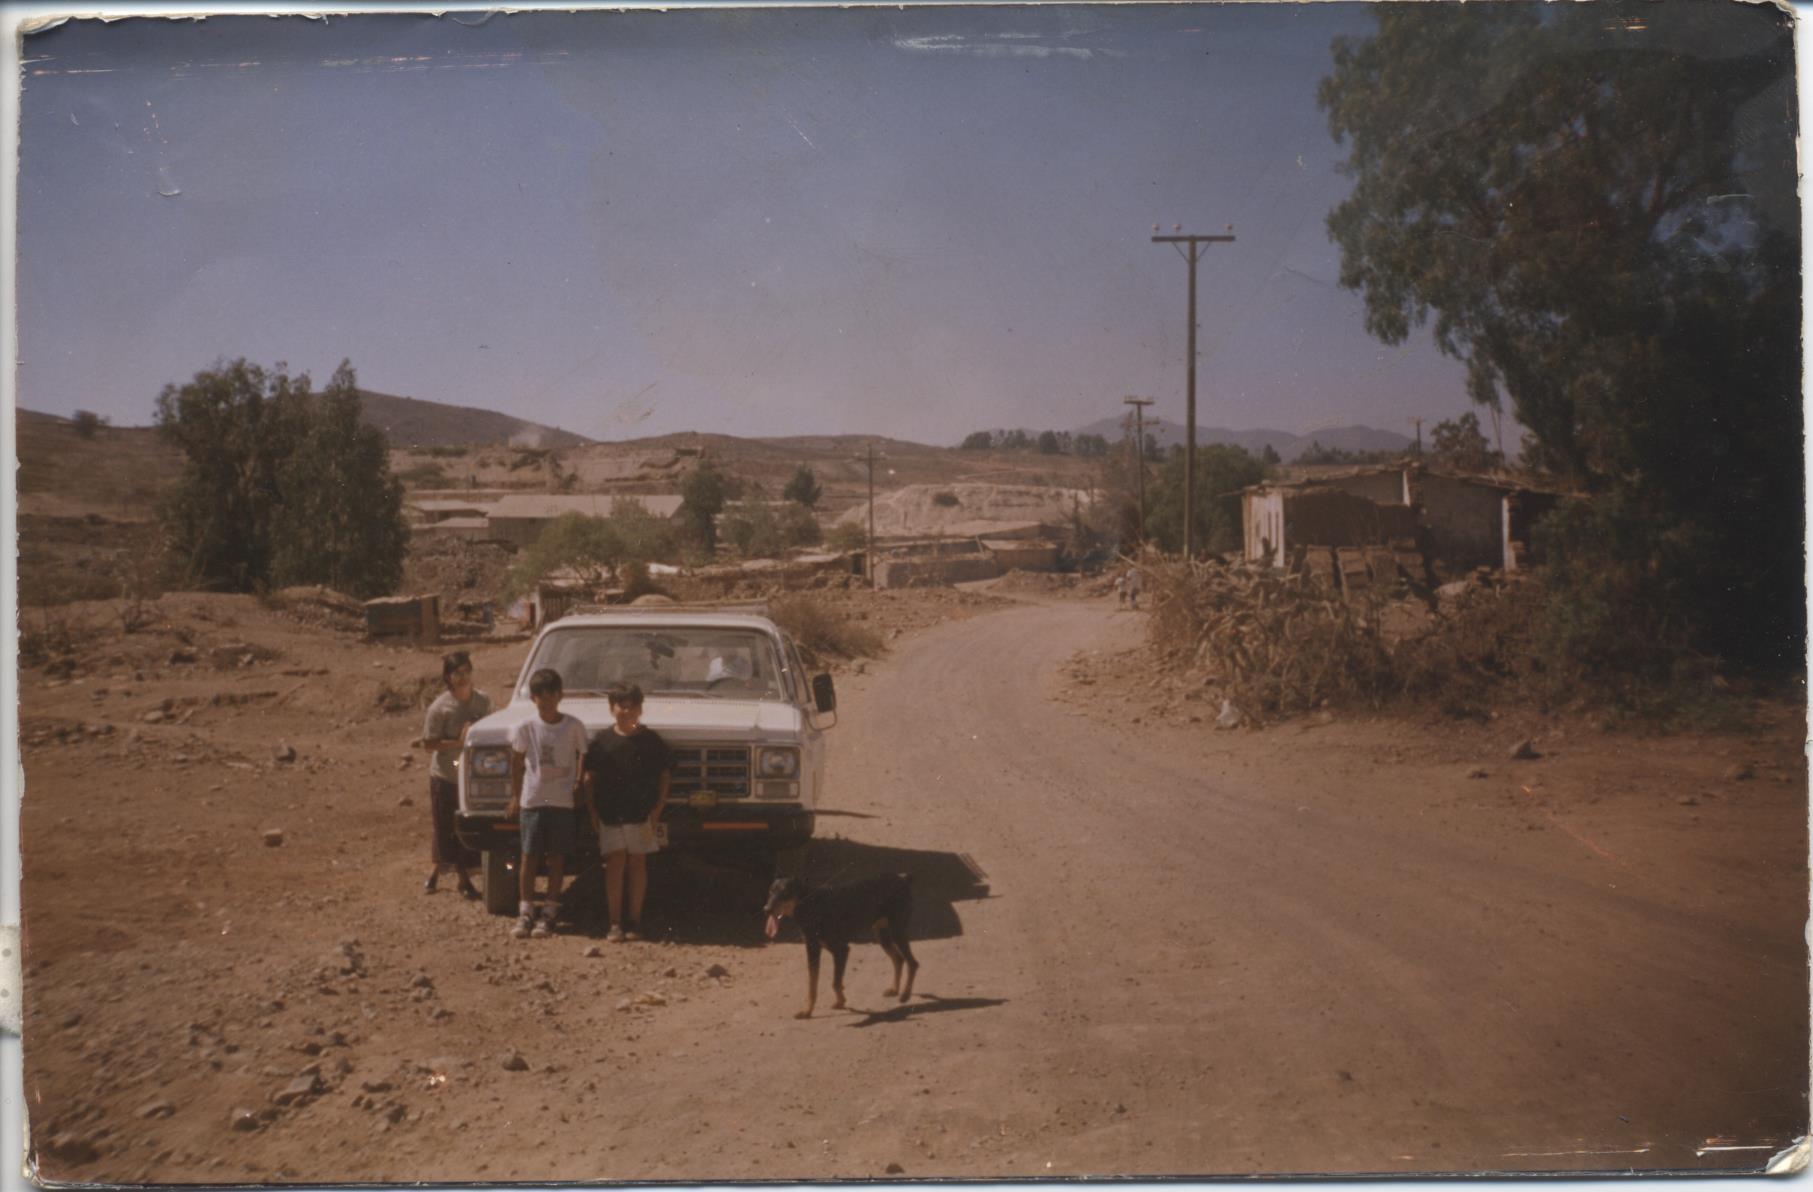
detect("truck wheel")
[482,849,516,916]
[769,843,810,882]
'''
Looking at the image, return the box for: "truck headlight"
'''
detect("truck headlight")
[469,746,512,778]
[756,747,799,779]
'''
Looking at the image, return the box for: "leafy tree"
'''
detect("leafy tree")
[826,522,869,553]
[504,513,623,599]
[1074,433,1110,458]
[608,498,678,563]
[72,410,107,439]
[720,502,821,558]
[502,500,676,599]
[156,359,315,592]
[1428,411,1498,473]
[680,457,730,555]
[1145,444,1268,557]
[959,431,996,451]
[269,363,409,598]
[1036,430,1062,455]
[1259,443,1282,468]
[1320,4,1801,665]
[782,464,823,509]
[157,358,407,597]
[999,429,1031,452]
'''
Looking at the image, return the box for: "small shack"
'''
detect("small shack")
[1243,480,1417,566]
[365,594,440,641]
[874,553,1002,589]
[980,538,1060,571]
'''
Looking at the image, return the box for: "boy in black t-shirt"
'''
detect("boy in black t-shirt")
[582,682,674,942]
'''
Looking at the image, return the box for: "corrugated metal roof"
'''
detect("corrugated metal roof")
[487,493,685,520]
[409,498,495,513]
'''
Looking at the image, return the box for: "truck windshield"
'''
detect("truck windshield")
[523,626,786,700]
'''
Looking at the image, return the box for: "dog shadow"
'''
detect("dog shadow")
[845,993,1009,1028]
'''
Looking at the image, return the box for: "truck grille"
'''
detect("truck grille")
[466,778,511,813]
[670,746,750,799]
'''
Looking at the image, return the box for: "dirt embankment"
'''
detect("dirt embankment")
[18,587,1808,1183]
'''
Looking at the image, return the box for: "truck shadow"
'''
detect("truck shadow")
[619,839,992,949]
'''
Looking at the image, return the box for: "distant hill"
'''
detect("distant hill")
[1070,416,1411,462]
[354,389,593,449]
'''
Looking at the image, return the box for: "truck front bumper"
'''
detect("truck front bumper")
[456,807,814,856]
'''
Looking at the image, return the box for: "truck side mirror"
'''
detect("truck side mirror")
[811,673,837,714]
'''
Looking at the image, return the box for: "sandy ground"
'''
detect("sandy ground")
[18,587,1808,1183]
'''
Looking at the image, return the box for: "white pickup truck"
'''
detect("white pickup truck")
[456,606,838,914]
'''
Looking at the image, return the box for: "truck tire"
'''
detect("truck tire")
[482,849,516,916]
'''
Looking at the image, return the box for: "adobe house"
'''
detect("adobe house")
[1242,465,1418,567]
[1243,464,1569,576]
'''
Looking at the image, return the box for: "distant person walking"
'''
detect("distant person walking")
[1125,566,1142,611]
[1114,573,1127,608]
[418,650,490,899]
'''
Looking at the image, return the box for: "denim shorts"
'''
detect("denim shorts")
[521,806,577,858]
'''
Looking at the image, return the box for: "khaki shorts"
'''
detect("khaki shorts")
[598,820,661,856]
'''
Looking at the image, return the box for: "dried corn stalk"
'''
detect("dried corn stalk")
[1144,557,1395,721]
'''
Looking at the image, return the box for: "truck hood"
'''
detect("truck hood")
[470,697,805,742]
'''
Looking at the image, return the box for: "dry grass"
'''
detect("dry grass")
[769,593,886,661]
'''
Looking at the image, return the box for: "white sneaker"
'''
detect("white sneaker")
[511,915,533,939]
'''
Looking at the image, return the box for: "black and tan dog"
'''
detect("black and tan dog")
[764,873,919,1018]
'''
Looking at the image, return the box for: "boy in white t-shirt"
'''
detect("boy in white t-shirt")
[505,668,589,939]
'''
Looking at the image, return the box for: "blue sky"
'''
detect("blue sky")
[16,5,1493,445]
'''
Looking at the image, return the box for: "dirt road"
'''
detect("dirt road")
[20,593,1808,1182]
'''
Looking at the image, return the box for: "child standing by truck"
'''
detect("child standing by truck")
[583,682,674,942]
[505,668,588,939]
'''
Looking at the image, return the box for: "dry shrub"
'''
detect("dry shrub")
[20,605,94,670]
[113,539,166,633]
[1150,558,1747,727]
[377,674,444,714]
[1392,581,1541,717]
[1146,558,1394,721]
[769,593,884,660]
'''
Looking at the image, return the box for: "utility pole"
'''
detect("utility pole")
[857,443,887,589]
[1123,395,1154,540]
[1152,224,1235,559]
[1409,416,1424,457]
